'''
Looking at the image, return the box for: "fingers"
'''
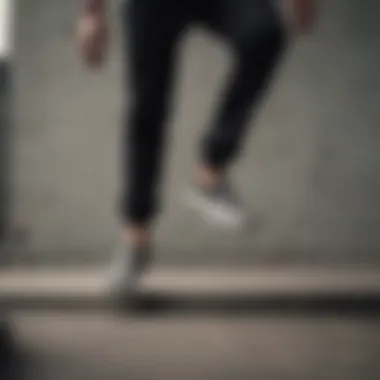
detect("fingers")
[81,36,106,68]
[77,16,108,68]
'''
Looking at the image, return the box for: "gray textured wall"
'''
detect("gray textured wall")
[11,0,380,267]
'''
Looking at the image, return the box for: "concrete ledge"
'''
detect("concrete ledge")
[1,267,380,313]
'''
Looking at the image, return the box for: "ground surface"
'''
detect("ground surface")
[7,312,378,380]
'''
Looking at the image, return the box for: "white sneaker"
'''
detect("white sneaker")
[185,179,247,229]
[105,241,152,298]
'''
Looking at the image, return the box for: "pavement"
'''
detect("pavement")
[6,312,380,380]
[8,0,380,268]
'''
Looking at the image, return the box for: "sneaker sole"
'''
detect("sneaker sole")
[184,189,245,229]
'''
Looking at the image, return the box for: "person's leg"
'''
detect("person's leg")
[110,0,187,292]
[202,0,286,178]
[188,0,287,226]
[121,0,187,229]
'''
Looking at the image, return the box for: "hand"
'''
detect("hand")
[291,0,316,34]
[77,11,108,68]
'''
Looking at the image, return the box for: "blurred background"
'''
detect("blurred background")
[0,0,380,379]
[9,0,380,268]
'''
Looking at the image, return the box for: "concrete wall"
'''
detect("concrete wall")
[11,0,380,267]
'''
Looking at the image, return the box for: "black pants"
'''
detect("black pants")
[120,0,286,224]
